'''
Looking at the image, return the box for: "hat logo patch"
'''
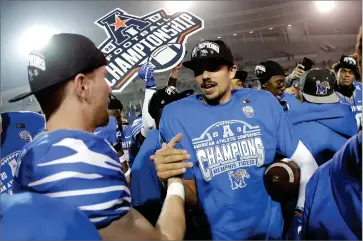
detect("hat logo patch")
[343,57,356,66]
[255,65,266,75]
[29,53,46,71]
[192,42,220,57]
[200,49,209,57]
[316,81,330,95]
[242,105,255,118]
[165,86,177,95]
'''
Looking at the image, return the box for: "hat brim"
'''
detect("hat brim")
[334,63,359,72]
[183,58,233,71]
[303,92,340,104]
[174,89,194,101]
[8,90,34,103]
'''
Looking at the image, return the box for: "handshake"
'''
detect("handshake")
[150,133,193,189]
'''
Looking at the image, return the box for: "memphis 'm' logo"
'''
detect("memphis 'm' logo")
[95,8,204,92]
[316,81,330,95]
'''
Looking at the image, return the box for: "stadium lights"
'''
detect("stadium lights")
[165,1,193,14]
[18,25,58,58]
[217,36,221,39]
[315,1,336,13]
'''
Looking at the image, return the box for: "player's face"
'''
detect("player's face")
[338,68,355,87]
[90,66,112,128]
[231,78,243,89]
[263,75,285,97]
[193,61,236,104]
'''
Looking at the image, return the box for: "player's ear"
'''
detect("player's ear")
[73,73,91,101]
[229,65,237,80]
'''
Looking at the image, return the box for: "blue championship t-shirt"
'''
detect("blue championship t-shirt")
[1,111,45,194]
[12,129,131,229]
[160,88,300,240]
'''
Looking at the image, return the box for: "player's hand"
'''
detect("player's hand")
[138,63,156,88]
[289,64,305,81]
[151,133,193,182]
[171,61,183,79]
[287,211,303,240]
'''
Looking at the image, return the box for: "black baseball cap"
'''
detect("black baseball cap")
[255,60,286,85]
[299,68,339,104]
[9,33,106,103]
[234,70,248,82]
[183,40,234,70]
[333,55,359,73]
[148,86,194,119]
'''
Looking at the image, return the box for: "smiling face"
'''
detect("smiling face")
[263,75,286,97]
[193,60,237,105]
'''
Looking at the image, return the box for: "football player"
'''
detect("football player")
[301,132,362,240]
[286,68,358,165]
[231,70,247,89]
[94,95,130,182]
[9,33,186,240]
[255,60,300,111]
[152,40,318,240]
[1,111,45,194]
[131,86,193,226]
[333,55,362,129]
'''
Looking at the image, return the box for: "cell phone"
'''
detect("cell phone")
[301,57,314,71]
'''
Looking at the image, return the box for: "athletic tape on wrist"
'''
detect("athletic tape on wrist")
[124,168,131,177]
[166,183,185,201]
[119,155,127,163]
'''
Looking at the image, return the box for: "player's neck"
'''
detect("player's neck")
[46,105,96,133]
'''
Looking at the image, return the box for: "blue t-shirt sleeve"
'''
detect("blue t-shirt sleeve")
[271,96,299,158]
[13,133,131,229]
[159,106,195,180]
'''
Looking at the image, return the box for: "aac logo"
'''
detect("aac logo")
[95,8,204,92]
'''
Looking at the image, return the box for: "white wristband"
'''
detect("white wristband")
[124,168,131,177]
[119,155,127,163]
[166,183,185,201]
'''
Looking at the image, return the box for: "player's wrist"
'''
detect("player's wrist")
[167,177,183,186]
[295,206,304,215]
[170,71,179,79]
[166,178,185,201]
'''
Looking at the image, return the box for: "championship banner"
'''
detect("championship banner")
[95,8,204,92]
